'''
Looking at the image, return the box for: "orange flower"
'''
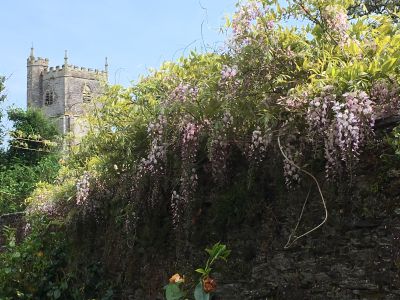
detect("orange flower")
[169,273,184,284]
[203,276,217,293]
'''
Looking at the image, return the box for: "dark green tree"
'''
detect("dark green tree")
[0,108,61,214]
[349,0,400,19]
[7,108,59,164]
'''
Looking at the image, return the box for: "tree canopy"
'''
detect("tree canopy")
[0,108,60,214]
[349,0,400,19]
[7,108,59,163]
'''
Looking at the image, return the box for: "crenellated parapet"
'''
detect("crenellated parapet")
[27,57,49,65]
[42,65,107,81]
[27,48,108,78]
[66,66,108,80]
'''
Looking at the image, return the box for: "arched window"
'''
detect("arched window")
[82,84,92,102]
[45,90,54,105]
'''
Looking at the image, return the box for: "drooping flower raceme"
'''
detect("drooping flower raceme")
[219,65,239,89]
[170,190,181,228]
[332,91,374,160]
[279,93,309,111]
[371,80,400,118]
[281,135,302,188]
[247,127,270,165]
[172,120,203,228]
[221,65,238,80]
[307,89,336,144]
[170,82,199,102]
[181,121,202,187]
[322,5,349,46]
[138,114,167,176]
[76,171,90,206]
[307,89,374,177]
[209,112,233,180]
[230,0,269,49]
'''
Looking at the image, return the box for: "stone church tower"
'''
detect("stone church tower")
[27,48,108,138]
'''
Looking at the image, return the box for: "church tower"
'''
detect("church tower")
[27,47,48,108]
[27,49,108,137]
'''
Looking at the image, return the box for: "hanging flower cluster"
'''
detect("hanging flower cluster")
[171,120,203,227]
[282,136,302,188]
[247,127,270,165]
[307,88,336,143]
[36,201,58,217]
[333,91,374,158]
[370,80,400,118]
[322,5,349,46]
[181,121,202,185]
[279,93,309,112]
[170,190,181,228]
[230,0,269,48]
[221,65,238,81]
[307,90,375,176]
[209,112,233,181]
[76,171,91,206]
[138,115,167,176]
[219,65,240,91]
[170,82,199,102]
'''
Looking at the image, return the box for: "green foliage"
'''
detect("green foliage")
[7,108,59,163]
[0,108,61,214]
[165,243,229,300]
[0,154,60,214]
[193,282,209,300]
[0,215,114,299]
[0,217,69,299]
[389,125,400,156]
[165,283,185,300]
[60,0,400,200]
[195,242,230,278]
[348,0,400,19]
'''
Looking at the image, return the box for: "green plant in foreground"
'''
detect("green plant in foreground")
[0,219,69,299]
[389,125,400,157]
[165,242,230,300]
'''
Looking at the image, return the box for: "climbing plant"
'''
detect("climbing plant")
[5,0,400,297]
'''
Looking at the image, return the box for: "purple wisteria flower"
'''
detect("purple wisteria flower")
[170,83,199,102]
[221,65,238,80]
[76,171,90,206]
[323,5,349,46]
[138,114,167,176]
[307,89,374,177]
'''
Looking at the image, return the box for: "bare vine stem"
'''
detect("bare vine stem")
[284,187,311,249]
[277,136,328,249]
[10,145,54,153]
[0,211,25,220]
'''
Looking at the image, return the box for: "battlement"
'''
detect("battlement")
[28,49,108,77]
[27,57,49,65]
[43,64,107,79]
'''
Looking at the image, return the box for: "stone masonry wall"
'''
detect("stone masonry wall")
[212,215,400,300]
[123,161,400,300]
[211,167,400,300]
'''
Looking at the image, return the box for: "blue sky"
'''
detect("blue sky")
[1,0,238,110]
